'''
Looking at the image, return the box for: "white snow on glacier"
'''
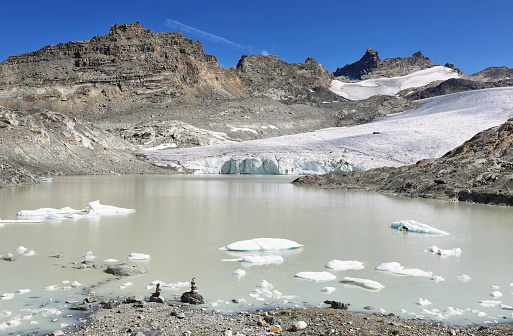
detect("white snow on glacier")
[138,87,513,175]
[330,66,460,100]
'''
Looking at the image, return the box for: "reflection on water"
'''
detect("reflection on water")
[1,175,513,334]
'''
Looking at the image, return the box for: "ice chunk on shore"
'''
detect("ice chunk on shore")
[219,238,302,251]
[326,260,364,271]
[295,271,336,282]
[391,220,448,235]
[376,262,432,277]
[342,277,385,290]
[128,252,150,260]
[88,200,135,215]
[84,251,96,261]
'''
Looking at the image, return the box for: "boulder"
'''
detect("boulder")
[105,264,146,276]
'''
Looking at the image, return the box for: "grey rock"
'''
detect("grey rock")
[124,295,145,303]
[106,264,146,276]
[69,303,92,311]
[180,291,205,305]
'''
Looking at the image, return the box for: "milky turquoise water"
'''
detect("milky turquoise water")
[1,175,512,334]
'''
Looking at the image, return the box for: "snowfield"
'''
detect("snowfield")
[139,87,513,175]
[330,66,460,100]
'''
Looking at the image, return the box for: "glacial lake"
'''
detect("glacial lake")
[1,175,512,334]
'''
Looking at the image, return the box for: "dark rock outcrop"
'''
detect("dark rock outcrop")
[470,66,513,82]
[236,54,341,104]
[334,49,448,80]
[334,48,380,80]
[293,118,513,206]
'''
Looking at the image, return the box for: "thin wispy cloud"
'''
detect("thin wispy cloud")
[165,19,244,50]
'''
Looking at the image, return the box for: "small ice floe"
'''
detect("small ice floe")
[44,285,59,291]
[71,281,82,288]
[295,271,336,282]
[87,200,135,215]
[219,238,302,251]
[258,280,273,288]
[84,251,96,261]
[418,298,432,306]
[24,250,36,256]
[62,280,70,284]
[326,260,364,271]
[128,253,150,260]
[491,291,503,298]
[492,285,500,289]
[222,255,284,265]
[342,277,384,290]
[104,259,118,262]
[16,246,28,254]
[164,281,189,289]
[391,220,448,235]
[1,293,15,300]
[17,289,30,295]
[457,274,471,282]
[426,246,461,256]
[376,262,432,277]
[445,307,464,316]
[322,287,336,294]
[480,300,502,307]
[477,311,487,317]
[431,275,445,283]
[123,282,133,287]
[501,304,513,310]
[232,269,246,277]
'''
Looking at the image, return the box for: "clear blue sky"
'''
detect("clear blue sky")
[1,0,511,75]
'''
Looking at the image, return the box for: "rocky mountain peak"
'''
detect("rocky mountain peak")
[333,48,380,80]
[109,22,148,35]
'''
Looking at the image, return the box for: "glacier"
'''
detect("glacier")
[138,87,513,175]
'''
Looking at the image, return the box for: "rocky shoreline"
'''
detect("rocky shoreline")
[53,299,513,336]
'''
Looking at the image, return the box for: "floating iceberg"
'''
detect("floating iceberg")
[219,238,302,251]
[222,255,284,264]
[480,300,502,307]
[16,246,28,254]
[391,220,448,235]
[24,250,36,256]
[295,271,336,282]
[491,291,503,298]
[104,258,118,262]
[84,251,96,261]
[258,280,273,288]
[326,260,364,271]
[88,200,135,215]
[1,293,15,300]
[17,207,84,219]
[376,262,432,277]
[17,289,30,295]
[342,277,385,290]
[128,252,150,260]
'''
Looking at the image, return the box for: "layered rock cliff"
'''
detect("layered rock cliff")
[0,22,247,117]
[0,106,164,187]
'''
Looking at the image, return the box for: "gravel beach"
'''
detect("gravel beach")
[51,299,513,336]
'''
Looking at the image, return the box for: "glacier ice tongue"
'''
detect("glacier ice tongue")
[391,220,448,235]
[219,238,303,251]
